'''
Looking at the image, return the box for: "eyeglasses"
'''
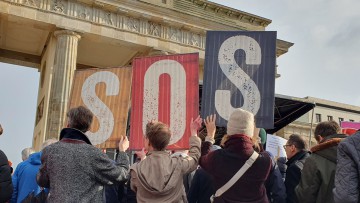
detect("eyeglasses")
[283,144,292,149]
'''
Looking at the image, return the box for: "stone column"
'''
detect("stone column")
[46,30,81,139]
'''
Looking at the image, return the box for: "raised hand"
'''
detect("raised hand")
[118,136,129,152]
[190,115,203,137]
[205,114,216,138]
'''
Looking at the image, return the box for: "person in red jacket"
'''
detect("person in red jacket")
[199,108,272,203]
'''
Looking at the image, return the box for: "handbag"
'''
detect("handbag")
[210,151,259,203]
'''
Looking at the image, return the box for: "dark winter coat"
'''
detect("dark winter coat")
[295,134,346,203]
[199,134,272,203]
[285,150,310,203]
[187,168,214,203]
[11,151,42,203]
[333,131,360,203]
[37,128,129,203]
[277,157,287,181]
[0,150,13,203]
[265,152,286,203]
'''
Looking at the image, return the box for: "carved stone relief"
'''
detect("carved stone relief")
[189,33,200,46]
[77,4,89,20]
[23,0,38,7]
[105,12,113,26]
[168,27,181,42]
[126,17,140,32]
[53,0,65,13]
[7,0,205,49]
[148,22,161,37]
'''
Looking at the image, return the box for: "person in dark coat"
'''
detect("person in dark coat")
[0,149,13,203]
[295,121,346,203]
[254,129,286,203]
[187,114,221,203]
[199,109,272,203]
[276,157,287,181]
[283,134,309,203]
[187,168,214,203]
[333,130,360,203]
[264,152,286,203]
[0,124,13,203]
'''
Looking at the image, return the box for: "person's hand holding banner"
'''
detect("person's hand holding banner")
[118,136,129,152]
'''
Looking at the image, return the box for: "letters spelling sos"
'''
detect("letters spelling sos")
[80,35,262,145]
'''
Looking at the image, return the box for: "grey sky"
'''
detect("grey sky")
[1,0,359,167]
[211,0,360,106]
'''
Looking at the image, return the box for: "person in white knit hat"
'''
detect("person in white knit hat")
[226,108,255,137]
[199,108,272,203]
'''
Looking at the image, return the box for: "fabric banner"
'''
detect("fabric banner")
[130,53,199,150]
[341,121,360,135]
[201,31,277,128]
[69,67,132,149]
[341,121,360,130]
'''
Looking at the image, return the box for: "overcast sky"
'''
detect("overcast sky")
[1,0,359,167]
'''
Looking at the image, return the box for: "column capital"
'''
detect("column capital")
[54,30,81,39]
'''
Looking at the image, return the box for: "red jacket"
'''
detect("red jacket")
[199,134,271,203]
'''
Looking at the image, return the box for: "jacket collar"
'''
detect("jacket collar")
[146,150,169,156]
[311,134,347,153]
[59,128,92,145]
[286,150,309,166]
[223,134,254,154]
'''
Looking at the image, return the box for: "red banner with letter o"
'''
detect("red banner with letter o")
[130,53,199,150]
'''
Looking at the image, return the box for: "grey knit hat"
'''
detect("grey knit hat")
[227,108,255,138]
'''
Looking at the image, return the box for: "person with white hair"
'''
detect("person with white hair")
[11,139,57,203]
[199,108,272,203]
[21,148,35,161]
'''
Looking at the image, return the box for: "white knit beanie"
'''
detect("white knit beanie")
[227,108,255,138]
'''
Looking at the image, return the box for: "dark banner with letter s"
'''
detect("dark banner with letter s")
[201,31,276,128]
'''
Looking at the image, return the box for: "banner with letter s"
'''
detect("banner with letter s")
[201,31,276,128]
[69,67,132,149]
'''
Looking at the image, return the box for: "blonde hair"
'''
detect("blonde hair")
[220,134,230,147]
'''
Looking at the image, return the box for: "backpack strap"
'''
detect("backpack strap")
[214,151,259,198]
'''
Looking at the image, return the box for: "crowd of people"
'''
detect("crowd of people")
[0,106,359,203]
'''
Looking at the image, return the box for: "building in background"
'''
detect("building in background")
[276,96,360,147]
[0,0,293,150]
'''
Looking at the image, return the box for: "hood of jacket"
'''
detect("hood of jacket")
[28,151,42,165]
[59,128,92,145]
[310,134,347,163]
[131,150,183,195]
[223,134,254,156]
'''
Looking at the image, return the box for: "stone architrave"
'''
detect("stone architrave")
[46,30,81,139]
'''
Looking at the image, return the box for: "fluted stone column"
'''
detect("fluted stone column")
[46,30,81,139]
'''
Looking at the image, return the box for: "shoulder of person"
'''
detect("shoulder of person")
[258,151,272,162]
[130,162,138,171]
[294,160,306,170]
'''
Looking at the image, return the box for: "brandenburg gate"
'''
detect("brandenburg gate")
[0,0,293,150]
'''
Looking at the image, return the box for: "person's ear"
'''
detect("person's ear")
[290,144,296,152]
